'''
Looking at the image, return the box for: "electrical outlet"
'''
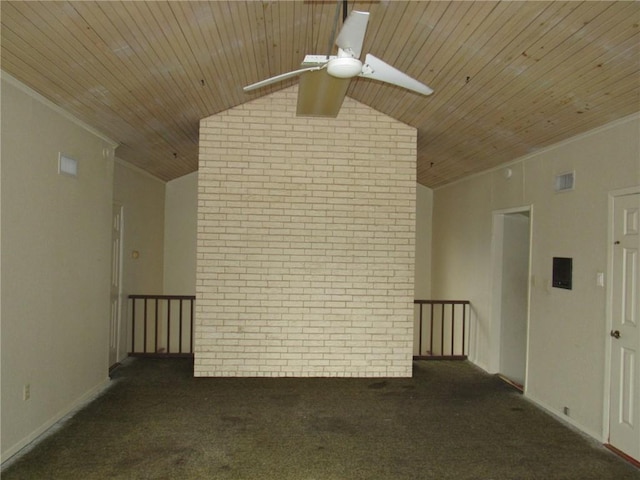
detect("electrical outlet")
[23,384,30,401]
[563,406,570,416]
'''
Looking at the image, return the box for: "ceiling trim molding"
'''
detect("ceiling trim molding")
[433,112,640,191]
[1,70,119,148]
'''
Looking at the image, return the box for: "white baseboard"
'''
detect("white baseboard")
[522,393,604,443]
[468,359,603,443]
[1,377,112,467]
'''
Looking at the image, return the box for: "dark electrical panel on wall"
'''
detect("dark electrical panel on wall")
[552,257,573,290]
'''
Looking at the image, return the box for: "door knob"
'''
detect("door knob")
[610,330,621,339]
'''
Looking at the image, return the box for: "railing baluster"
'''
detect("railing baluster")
[418,303,423,356]
[414,300,470,360]
[462,303,467,356]
[440,303,445,357]
[450,304,455,356]
[143,298,148,354]
[179,299,184,354]
[167,300,171,354]
[190,298,194,354]
[429,302,434,357]
[154,298,159,353]
[128,295,196,358]
[131,298,136,354]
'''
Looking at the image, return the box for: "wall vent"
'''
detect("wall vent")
[58,153,78,177]
[554,171,574,192]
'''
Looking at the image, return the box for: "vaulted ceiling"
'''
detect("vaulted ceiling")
[2,1,638,187]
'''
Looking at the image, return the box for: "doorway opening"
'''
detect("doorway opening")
[490,207,532,391]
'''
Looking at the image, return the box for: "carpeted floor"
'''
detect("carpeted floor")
[2,357,639,480]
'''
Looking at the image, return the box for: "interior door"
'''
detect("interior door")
[609,192,640,460]
[109,204,124,368]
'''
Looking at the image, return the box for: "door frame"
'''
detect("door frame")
[603,185,640,447]
[489,205,533,391]
[110,203,125,367]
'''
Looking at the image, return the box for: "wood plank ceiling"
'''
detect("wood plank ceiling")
[1,1,638,187]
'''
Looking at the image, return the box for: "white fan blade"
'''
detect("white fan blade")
[335,11,369,59]
[360,54,433,95]
[244,66,324,92]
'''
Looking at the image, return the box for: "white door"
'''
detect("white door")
[109,204,124,368]
[609,192,640,459]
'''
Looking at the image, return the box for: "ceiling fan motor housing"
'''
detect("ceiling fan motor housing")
[327,57,363,78]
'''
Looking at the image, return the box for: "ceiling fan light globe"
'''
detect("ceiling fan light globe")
[327,57,362,78]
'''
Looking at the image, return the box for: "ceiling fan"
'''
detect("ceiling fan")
[243,4,433,117]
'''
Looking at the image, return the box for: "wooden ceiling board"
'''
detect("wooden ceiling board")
[214,2,252,94]
[386,4,506,146]
[363,1,503,136]
[290,1,307,61]
[439,2,639,159]
[2,3,105,103]
[1,1,637,186]
[313,1,340,56]
[72,3,196,175]
[94,2,201,148]
[356,1,446,107]
[407,2,552,124]
[240,2,296,98]
[37,3,143,105]
[357,1,450,131]
[1,2,163,164]
[267,2,287,81]
[180,2,236,107]
[415,3,564,129]
[360,1,428,111]
[414,1,640,185]
[24,0,196,178]
[410,2,556,181]
[147,3,213,114]
[369,1,447,100]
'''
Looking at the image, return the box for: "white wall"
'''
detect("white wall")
[112,160,166,358]
[414,184,433,299]
[163,171,197,295]
[413,184,433,355]
[113,160,166,297]
[431,114,640,440]
[1,73,117,461]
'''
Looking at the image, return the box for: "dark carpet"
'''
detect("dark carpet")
[2,358,638,479]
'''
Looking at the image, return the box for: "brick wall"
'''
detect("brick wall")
[196,86,416,377]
